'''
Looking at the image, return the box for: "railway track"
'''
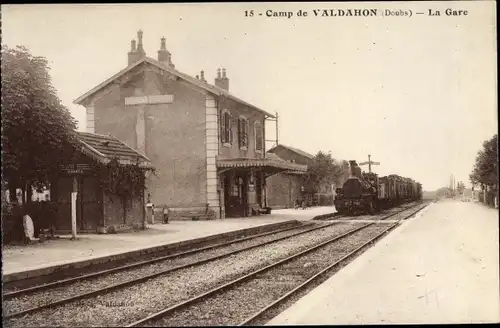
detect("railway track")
[124,203,427,327]
[4,203,428,327]
[316,201,425,221]
[312,212,346,220]
[346,201,425,221]
[3,220,341,320]
[3,221,303,292]
[3,221,307,296]
[241,202,428,325]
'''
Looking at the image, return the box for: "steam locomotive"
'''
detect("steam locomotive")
[334,160,422,215]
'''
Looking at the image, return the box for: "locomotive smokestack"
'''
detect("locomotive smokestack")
[349,160,356,177]
[349,160,363,179]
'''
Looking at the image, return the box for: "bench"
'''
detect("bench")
[180,212,216,221]
[253,207,272,215]
[179,204,216,221]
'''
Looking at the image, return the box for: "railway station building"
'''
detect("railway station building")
[2,132,152,240]
[73,30,307,219]
[266,145,348,208]
[266,145,313,209]
[52,132,152,233]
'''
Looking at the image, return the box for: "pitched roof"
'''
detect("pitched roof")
[73,57,275,118]
[77,132,152,168]
[268,144,315,160]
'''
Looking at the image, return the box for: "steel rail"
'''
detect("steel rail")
[402,201,429,219]
[3,221,311,299]
[379,202,423,220]
[313,212,346,221]
[4,221,337,319]
[239,203,429,325]
[320,200,422,222]
[127,203,428,327]
[125,221,379,327]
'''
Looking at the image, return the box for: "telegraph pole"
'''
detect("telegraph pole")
[275,112,279,146]
[359,154,380,173]
[265,111,279,148]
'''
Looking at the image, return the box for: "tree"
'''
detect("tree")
[302,151,343,193]
[1,45,78,199]
[436,187,453,199]
[456,181,465,195]
[469,134,498,188]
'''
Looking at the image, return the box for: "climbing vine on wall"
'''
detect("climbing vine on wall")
[94,157,154,199]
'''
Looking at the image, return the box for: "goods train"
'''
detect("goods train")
[334,160,422,215]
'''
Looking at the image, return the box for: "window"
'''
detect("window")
[238,116,249,149]
[254,121,263,151]
[221,110,232,145]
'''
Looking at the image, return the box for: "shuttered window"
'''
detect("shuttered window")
[221,110,232,144]
[255,121,263,151]
[238,117,249,149]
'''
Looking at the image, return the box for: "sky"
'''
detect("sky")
[2,2,497,191]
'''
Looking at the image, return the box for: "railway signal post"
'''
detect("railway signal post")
[359,154,380,173]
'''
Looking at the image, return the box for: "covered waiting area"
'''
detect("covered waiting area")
[216,155,307,217]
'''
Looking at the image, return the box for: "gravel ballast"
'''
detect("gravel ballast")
[144,224,393,327]
[335,202,423,221]
[4,222,365,327]
[3,222,320,315]
[3,220,302,292]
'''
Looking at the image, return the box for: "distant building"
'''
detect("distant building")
[266,144,340,208]
[266,145,350,208]
[266,145,313,208]
[73,30,306,219]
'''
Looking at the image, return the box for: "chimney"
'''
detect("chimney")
[200,70,206,83]
[157,36,175,68]
[137,29,145,55]
[128,39,138,65]
[214,67,229,91]
[127,30,146,66]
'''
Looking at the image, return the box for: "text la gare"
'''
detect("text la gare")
[429,8,468,16]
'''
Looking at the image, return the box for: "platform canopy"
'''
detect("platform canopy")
[217,153,307,177]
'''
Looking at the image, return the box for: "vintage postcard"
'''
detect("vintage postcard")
[2,2,498,326]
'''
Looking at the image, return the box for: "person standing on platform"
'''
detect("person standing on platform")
[301,186,307,210]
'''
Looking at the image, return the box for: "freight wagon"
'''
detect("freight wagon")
[334,160,422,215]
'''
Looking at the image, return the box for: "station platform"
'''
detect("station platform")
[268,200,500,325]
[266,206,336,220]
[1,206,335,282]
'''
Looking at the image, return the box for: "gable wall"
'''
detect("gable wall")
[91,63,207,208]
